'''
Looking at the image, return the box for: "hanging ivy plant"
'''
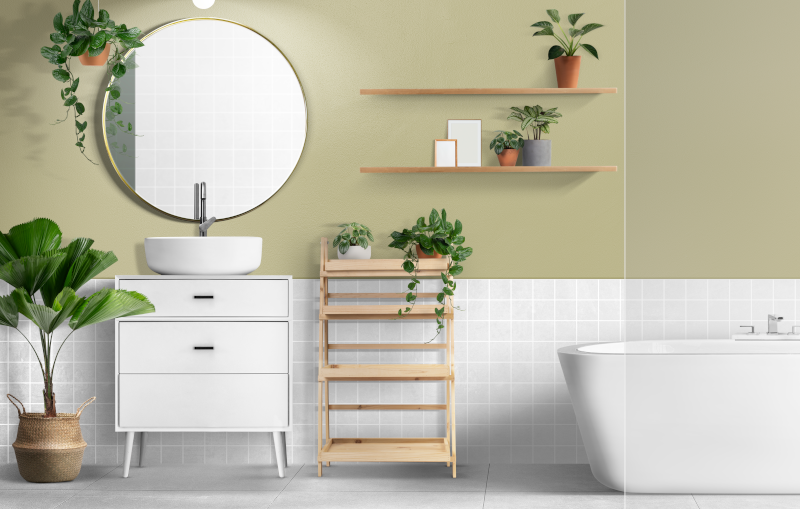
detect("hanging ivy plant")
[40,0,143,164]
[389,208,472,342]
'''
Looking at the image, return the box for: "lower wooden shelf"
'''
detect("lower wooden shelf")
[319,438,452,463]
[319,363,452,381]
[361,166,617,173]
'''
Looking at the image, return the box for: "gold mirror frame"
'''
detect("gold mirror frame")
[102,17,308,222]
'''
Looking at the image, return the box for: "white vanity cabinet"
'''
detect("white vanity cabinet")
[115,275,292,478]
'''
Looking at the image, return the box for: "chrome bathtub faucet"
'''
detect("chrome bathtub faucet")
[767,314,783,334]
[194,182,217,237]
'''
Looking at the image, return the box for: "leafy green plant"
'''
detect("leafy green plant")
[489,130,525,155]
[507,106,562,140]
[333,223,375,254]
[0,218,155,417]
[531,9,603,60]
[40,0,144,164]
[389,209,472,341]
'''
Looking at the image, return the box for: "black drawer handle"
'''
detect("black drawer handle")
[194,346,214,350]
[194,295,214,299]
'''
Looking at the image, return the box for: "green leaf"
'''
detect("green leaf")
[0,294,18,328]
[39,237,93,307]
[110,89,121,100]
[548,45,565,60]
[88,44,106,57]
[530,21,553,28]
[70,36,90,56]
[116,27,142,41]
[70,77,80,92]
[437,292,445,302]
[75,142,84,148]
[79,0,94,22]
[569,28,583,37]
[127,122,132,131]
[443,288,454,296]
[50,32,67,44]
[69,289,155,330]
[121,39,145,49]
[64,249,118,291]
[111,102,123,114]
[402,260,415,273]
[429,208,440,226]
[441,273,449,285]
[0,254,67,297]
[581,43,599,59]
[406,293,415,303]
[13,287,83,334]
[75,102,85,115]
[568,13,584,26]
[111,63,126,78]
[0,234,19,265]
[454,220,462,235]
[5,218,61,257]
[76,120,87,133]
[54,12,65,32]
[546,9,560,23]
[52,69,70,82]
[41,45,65,65]
[449,265,464,276]
[64,95,77,106]
[580,23,603,34]
[533,27,554,37]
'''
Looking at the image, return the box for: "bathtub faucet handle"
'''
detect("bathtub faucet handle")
[739,326,755,334]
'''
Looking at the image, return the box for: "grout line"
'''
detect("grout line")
[482,463,490,509]
[691,493,702,509]
[267,462,306,508]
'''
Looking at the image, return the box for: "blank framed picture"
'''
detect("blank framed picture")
[447,119,481,167]
[434,139,458,167]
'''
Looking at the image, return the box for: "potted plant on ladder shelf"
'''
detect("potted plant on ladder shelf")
[531,9,603,88]
[0,218,155,483]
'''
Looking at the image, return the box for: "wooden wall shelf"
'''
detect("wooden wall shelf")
[360,88,617,95]
[361,166,617,173]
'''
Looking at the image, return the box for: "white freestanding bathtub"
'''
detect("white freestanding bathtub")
[558,340,800,494]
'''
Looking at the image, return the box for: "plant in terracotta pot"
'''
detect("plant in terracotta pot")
[531,10,603,88]
[507,105,562,166]
[489,130,525,166]
[333,222,375,260]
[0,218,155,483]
[389,209,472,341]
[40,0,144,163]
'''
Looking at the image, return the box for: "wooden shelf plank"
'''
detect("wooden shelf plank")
[328,343,447,350]
[325,259,448,271]
[319,363,451,381]
[321,305,453,320]
[361,166,617,173]
[318,438,452,463]
[329,404,447,410]
[360,88,617,95]
[329,293,439,299]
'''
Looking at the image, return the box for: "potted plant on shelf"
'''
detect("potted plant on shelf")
[333,222,375,260]
[40,0,144,163]
[0,218,155,483]
[507,105,562,166]
[389,209,472,341]
[489,130,525,166]
[531,9,603,88]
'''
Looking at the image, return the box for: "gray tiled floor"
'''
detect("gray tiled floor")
[0,463,797,509]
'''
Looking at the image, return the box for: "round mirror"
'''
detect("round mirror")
[104,18,307,221]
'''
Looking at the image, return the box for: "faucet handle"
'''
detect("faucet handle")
[768,314,784,321]
[740,326,755,334]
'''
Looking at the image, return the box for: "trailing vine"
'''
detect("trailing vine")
[389,209,472,342]
[40,0,143,164]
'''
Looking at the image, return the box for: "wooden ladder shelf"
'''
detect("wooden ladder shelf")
[317,238,457,478]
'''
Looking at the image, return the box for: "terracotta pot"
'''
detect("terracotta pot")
[416,244,443,259]
[554,55,581,88]
[8,394,95,483]
[497,148,519,166]
[78,44,111,66]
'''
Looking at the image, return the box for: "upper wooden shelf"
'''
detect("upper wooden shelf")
[322,257,449,278]
[361,166,617,173]
[360,88,617,95]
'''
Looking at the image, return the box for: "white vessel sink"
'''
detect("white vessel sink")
[145,237,262,275]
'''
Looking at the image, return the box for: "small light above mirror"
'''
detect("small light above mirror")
[192,0,215,8]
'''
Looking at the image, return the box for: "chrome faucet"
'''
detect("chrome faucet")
[768,314,783,334]
[194,182,217,237]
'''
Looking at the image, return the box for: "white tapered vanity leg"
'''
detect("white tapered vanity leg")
[273,431,286,478]
[138,432,146,467]
[282,431,288,468]
[123,432,135,478]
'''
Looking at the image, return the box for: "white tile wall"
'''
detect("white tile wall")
[132,19,305,219]
[8,279,785,466]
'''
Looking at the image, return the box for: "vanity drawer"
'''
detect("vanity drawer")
[119,374,288,429]
[119,322,288,374]
[117,279,289,317]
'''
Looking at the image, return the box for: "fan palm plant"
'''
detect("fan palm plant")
[0,218,155,417]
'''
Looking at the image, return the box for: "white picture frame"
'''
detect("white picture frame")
[447,119,482,167]
[434,139,458,167]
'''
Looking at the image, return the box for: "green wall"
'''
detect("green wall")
[0,0,623,279]
[627,0,800,278]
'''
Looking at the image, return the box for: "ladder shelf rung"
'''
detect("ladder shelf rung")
[328,343,447,350]
[329,293,440,299]
[318,437,452,463]
[319,364,452,381]
[328,404,447,410]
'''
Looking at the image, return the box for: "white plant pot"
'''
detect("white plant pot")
[337,245,371,260]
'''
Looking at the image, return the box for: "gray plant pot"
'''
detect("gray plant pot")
[522,139,551,166]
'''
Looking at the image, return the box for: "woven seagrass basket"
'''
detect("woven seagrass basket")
[7,394,95,483]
